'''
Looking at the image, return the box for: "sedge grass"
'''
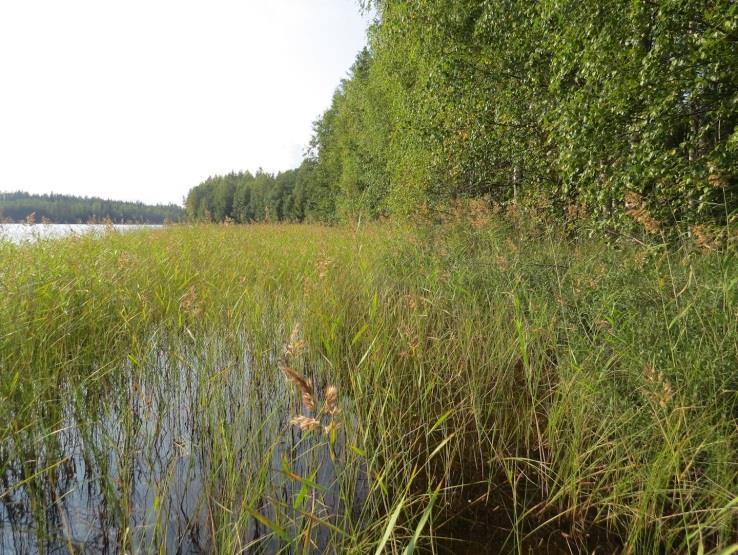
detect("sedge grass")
[0,221,736,553]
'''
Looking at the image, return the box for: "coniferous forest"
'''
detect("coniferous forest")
[187,0,737,235]
[0,191,184,224]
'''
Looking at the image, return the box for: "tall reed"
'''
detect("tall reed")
[0,221,735,553]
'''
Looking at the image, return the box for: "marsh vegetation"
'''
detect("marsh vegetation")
[0,219,736,553]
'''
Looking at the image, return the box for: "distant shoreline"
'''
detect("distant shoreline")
[0,222,163,243]
[0,191,184,225]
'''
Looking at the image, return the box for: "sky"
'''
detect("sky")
[0,0,371,205]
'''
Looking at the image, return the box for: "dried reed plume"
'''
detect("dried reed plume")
[690,225,724,251]
[281,322,340,435]
[290,415,321,432]
[117,251,133,270]
[625,191,661,234]
[285,323,307,358]
[644,365,674,409]
[282,369,340,435]
[323,420,339,435]
[281,366,316,412]
[179,286,201,316]
[322,385,339,416]
[316,256,334,279]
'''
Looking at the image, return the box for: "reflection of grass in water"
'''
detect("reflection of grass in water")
[0,222,736,553]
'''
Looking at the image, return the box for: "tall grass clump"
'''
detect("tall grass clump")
[0,221,736,553]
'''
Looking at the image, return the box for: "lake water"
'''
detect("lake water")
[0,224,161,243]
[0,336,364,554]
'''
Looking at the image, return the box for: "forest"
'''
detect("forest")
[0,191,184,224]
[185,169,309,223]
[186,0,737,235]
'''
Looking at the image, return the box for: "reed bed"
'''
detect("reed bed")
[0,221,736,553]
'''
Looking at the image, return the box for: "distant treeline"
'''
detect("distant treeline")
[185,168,320,223]
[187,0,737,231]
[0,192,184,224]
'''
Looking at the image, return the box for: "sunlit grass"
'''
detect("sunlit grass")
[0,222,736,553]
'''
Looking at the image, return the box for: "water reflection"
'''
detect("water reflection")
[0,338,364,554]
[0,224,161,243]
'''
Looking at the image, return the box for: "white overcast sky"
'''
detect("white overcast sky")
[0,1,370,205]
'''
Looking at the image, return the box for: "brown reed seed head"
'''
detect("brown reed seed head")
[281,366,316,412]
[625,191,661,234]
[644,365,673,408]
[690,225,724,251]
[285,323,307,358]
[290,416,321,432]
[179,286,201,316]
[117,252,132,269]
[316,256,334,279]
[322,385,338,416]
[302,391,316,412]
[323,420,340,435]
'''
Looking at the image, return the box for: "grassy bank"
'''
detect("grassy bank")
[0,222,736,553]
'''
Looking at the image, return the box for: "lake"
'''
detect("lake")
[0,224,161,243]
[0,337,360,554]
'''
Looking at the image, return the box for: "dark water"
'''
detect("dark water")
[0,340,364,554]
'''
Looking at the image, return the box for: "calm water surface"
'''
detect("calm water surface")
[0,338,364,554]
[0,224,161,243]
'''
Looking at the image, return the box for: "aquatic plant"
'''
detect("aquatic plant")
[0,221,735,553]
